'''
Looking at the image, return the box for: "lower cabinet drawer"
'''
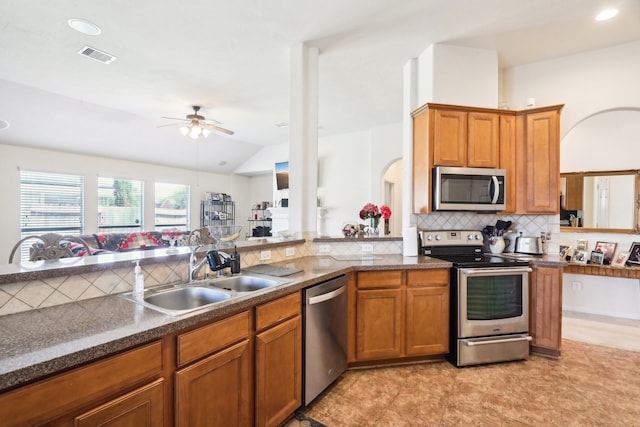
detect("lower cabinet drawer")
[0,341,163,427]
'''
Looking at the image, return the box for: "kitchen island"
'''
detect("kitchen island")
[0,253,451,427]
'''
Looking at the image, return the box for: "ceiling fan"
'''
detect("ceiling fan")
[159,106,234,138]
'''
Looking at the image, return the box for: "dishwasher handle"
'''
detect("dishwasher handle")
[308,285,346,305]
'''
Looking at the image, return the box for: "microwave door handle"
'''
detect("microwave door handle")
[490,175,499,204]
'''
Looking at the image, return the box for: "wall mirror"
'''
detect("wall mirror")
[560,170,640,233]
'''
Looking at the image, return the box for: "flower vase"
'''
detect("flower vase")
[367,218,380,237]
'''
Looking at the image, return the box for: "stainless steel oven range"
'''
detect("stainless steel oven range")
[419,229,532,367]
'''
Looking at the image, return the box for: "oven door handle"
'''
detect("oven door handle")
[460,267,532,276]
[464,335,532,347]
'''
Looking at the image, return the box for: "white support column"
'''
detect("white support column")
[288,43,319,237]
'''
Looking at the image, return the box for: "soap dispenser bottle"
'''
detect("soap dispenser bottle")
[230,246,241,274]
[132,260,145,298]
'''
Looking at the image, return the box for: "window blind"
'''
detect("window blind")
[19,170,84,262]
[97,177,143,232]
[155,182,190,231]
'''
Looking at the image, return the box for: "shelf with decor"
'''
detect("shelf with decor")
[564,264,640,279]
[248,207,272,237]
[200,195,235,228]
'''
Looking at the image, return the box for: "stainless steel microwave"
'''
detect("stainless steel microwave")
[432,166,506,211]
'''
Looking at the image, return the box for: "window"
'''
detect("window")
[98,177,143,232]
[155,182,190,231]
[19,170,84,261]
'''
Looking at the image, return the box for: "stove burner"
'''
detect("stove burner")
[419,229,529,268]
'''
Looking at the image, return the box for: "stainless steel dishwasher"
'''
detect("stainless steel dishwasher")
[303,275,348,405]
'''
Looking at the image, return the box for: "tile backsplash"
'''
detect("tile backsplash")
[416,212,560,254]
[0,242,316,316]
[0,215,559,316]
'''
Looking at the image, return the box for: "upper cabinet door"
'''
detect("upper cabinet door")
[467,112,499,168]
[524,110,560,213]
[499,114,517,213]
[432,109,467,167]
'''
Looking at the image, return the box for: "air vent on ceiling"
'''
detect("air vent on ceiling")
[78,45,117,64]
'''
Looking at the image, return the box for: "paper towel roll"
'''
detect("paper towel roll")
[403,226,418,257]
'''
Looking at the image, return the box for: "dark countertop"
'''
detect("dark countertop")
[491,253,568,267]
[0,254,449,392]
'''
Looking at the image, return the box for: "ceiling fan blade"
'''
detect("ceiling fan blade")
[161,116,188,121]
[157,122,183,128]
[202,122,235,135]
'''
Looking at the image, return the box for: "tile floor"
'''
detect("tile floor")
[286,313,640,426]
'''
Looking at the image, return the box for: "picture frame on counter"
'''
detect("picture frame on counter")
[572,249,588,265]
[576,239,589,251]
[559,245,571,260]
[594,241,617,264]
[612,251,630,268]
[589,251,604,265]
[627,242,640,265]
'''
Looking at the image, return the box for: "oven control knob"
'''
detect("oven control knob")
[475,234,481,240]
[467,235,473,240]
[426,235,432,241]
[435,235,441,241]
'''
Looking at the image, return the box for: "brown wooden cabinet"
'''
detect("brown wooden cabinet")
[499,114,517,213]
[0,341,164,427]
[175,311,252,427]
[515,107,562,214]
[562,173,584,210]
[412,103,563,215]
[529,265,563,357]
[405,269,450,356]
[74,378,165,427]
[432,109,467,167]
[356,287,405,360]
[467,112,499,168]
[431,108,499,168]
[353,269,449,363]
[254,292,302,427]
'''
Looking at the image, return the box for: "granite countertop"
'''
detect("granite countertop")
[492,252,568,267]
[0,254,449,392]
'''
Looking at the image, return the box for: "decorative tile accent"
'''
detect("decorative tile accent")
[0,238,405,315]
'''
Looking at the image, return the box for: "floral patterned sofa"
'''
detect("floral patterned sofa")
[73,231,191,256]
[10,228,212,263]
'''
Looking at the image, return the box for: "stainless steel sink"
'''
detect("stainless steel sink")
[205,274,282,293]
[120,272,292,316]
[121,286,232,316]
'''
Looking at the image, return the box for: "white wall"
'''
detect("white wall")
[317,123,403,236]
[503,39,640,319]
[0,144,250,262]
[418,44,499,107]
[503,39,640,134]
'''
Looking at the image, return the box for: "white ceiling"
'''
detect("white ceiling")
[1,0,639,174]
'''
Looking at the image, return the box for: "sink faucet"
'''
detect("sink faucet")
[189,245,210,282]
[207,246,240,276]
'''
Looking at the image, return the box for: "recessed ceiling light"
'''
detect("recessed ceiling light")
[275,122,289,128]
[0,119,9,130]
[68,18,102,35]
[595,8,619,21]
[218,161,227,166]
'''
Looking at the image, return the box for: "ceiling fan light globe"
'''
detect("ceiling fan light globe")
[202,128,211,138]
[180,126,190,136]
[190,126,202,138]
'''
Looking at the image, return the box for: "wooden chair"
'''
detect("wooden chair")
[9,233,92,263]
